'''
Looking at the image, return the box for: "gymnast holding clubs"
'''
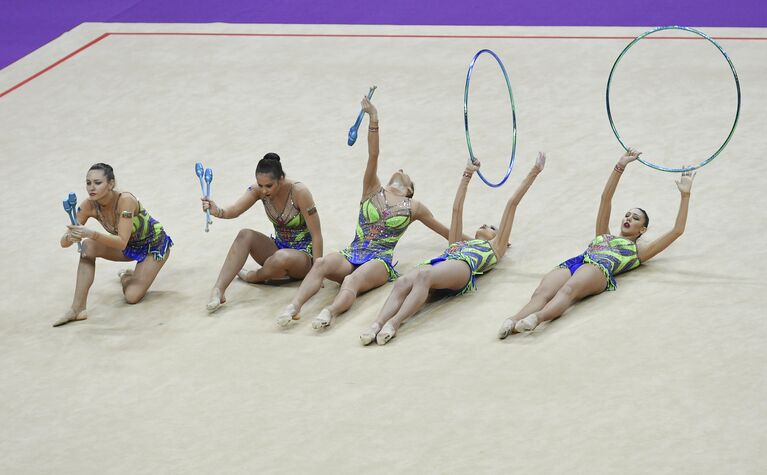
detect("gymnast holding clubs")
[54,163,173,327]
[274,96,452,329]
[498,148,696,338]
[361,153,546,345]
[201,153,323,313]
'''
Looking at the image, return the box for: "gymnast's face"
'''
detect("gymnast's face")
[85,170,114,201]
[256,173,283,198]
[389,169,414,197]
[620,208,647,238]
[475,224,497,241]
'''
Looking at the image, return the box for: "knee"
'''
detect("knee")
[340,273,359,290]
[123,289,145,305]
[393,274,415,293]
[234,228,253,243]
[532,285,556,301]
[79,239,97,259]
[267,250,290,268]
[312,256,335,274]
[413,267,432,286]
[557,284,576,299]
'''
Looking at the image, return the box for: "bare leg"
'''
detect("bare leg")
[208,229,278,312]
[375,261,469,345]
[360,274,416,344]
[515,265,607,333]
[120,249,171,304]
[238,249,312,283]
[498,268,571,339]
[54,238,130,327]
[276,253,352,326]
[312,259,390,329]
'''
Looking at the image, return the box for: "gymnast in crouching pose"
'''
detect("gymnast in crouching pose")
[54,163,173,327]
[202,153,323,313]
[497,148,695,338]
[274,96,450,328]
[361,153,546,345]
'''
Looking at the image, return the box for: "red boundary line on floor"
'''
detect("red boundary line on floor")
[2,31,765,98]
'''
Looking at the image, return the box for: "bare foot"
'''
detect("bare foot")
[276,304,298,327]
[117,269,134,279]
[514,313,540,333]
[206,288,226,313]
[376,322,396,345]
[52,308,88,327]
[360,322,382,346]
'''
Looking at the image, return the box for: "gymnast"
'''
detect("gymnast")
[360,153,546,345]
[275,97,451,328]
[54,163,173,326]
[202,153,322,312]
[498,148,695,337]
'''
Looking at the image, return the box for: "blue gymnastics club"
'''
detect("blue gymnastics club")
[195,162,212,232]
[204,167,213,232]
[347,85,377,146]
[62,192,82,252]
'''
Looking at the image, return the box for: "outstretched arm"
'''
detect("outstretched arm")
[638,169,695,262]
[361,97,382,199]
[203,186,260,219]
[411,200,450,241]
[492,152,545,258]
[448,159,480,244]
[596,148,641,235]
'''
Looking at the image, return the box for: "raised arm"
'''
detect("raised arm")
[66,194,138,251]
[491,152,545,258]
[360,97,382,199]
[637,169,695,262]
[293,183,323,260]
[596,148,641,235]
[203,185,260,220]
[448,159,480,244]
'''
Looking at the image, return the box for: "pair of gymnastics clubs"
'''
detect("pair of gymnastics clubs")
[347,85,377,146]
[195,162,214,232]
[62,192,82,252]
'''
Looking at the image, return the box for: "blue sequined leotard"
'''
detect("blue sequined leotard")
[425,239,498,295]
[339,187,412,281]
[94,192,173,262]
[261,183,313,257]
[559,234,641,291]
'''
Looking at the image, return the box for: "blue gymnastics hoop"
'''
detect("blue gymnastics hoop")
[464,49,517,187]
[606,25,741,173]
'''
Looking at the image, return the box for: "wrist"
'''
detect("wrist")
[614,163,625,174]
[462,171,473,179]
[680,191,691,197]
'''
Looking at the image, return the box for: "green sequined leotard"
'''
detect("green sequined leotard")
[93,192,172,262]
[559,234,641,290]
[424,239,498,295]
[339,187,412,281]
[261,183,312,256]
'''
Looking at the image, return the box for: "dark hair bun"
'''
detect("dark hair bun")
[256,153,285,179]
[262,152,281,162]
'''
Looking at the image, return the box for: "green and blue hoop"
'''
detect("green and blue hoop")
[606,25,741,173]
[464,49,517,187]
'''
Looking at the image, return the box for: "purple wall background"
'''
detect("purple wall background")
[1,0,765,70]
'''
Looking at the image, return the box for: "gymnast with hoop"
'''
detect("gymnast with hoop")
[202,154,323,313]
[54,163,173,327]
[274,96,451,329]
[361,153,546,345]
[498,149,696,338]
